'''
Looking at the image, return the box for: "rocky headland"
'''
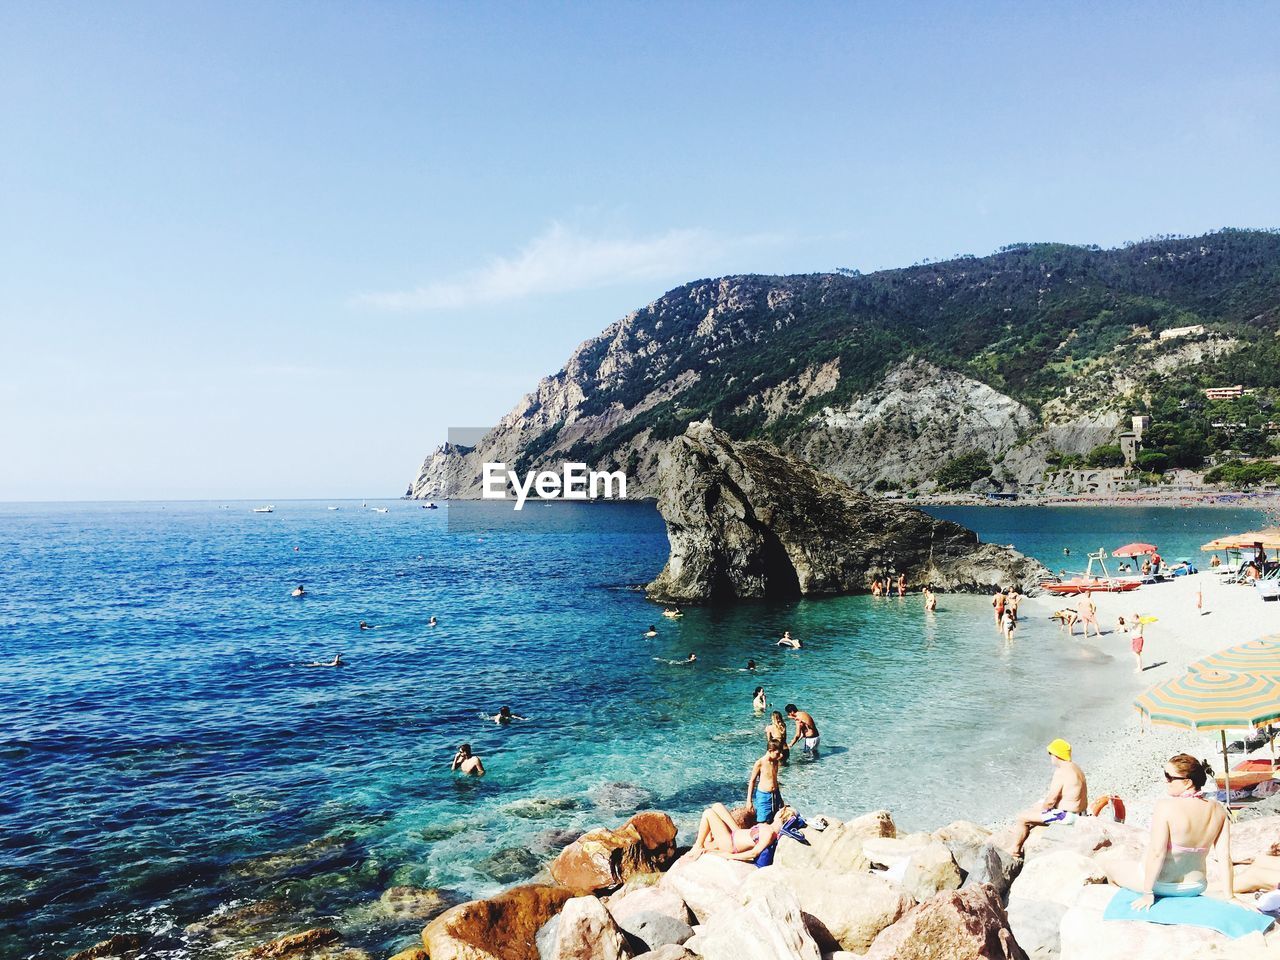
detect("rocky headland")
[645,422,1050,603]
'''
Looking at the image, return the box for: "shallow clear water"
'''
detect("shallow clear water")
[0,500,1266,959]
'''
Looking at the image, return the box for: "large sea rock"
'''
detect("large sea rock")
[645,422,1050,603]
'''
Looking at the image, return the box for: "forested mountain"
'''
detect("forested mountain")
[409,229,1280,499]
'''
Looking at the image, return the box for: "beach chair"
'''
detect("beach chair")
[1257,566,1280,602]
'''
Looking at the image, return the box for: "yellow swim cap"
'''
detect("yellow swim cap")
[1047,738,1072,761]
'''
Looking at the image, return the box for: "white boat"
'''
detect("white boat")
[252,505,275,513]
[327,506,339,511]
[372,507,389,514]
[424,502,438,509]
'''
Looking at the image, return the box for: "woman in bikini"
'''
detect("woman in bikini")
[688,802,798,861]
[1100,754,1228,908]
[766,710,790,765]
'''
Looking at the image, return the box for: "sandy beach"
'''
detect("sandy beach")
[1022,571,1280,827]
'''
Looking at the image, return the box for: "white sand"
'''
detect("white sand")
[1019,572,1280,827]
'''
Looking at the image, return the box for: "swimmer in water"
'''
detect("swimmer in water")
[428,616,438,627]
[292,584,306,597]
[451,743,485,776]
[359,621,372,630]
[686,653,697,663]
[302,653,343,667]
[746,659,757,672]
[492,705,526,724]
[777,631,802,649]
[663,607,683,619]
[923,587,938,612]
[644,625,658,637]
[753,686,767,713]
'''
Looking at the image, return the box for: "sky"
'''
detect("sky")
[2,2,1278,501]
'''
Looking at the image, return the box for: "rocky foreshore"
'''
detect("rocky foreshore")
[110,803,1276,960]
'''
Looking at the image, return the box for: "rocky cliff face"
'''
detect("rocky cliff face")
[406,232,1280,499]
[645,423,1050,603]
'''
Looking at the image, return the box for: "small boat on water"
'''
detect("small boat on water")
[372,507,389,514]
[252,505,275,513]
[327,506,339,511]
[423,502,438,509]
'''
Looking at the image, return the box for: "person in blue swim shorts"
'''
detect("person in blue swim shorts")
[746,743,785,823]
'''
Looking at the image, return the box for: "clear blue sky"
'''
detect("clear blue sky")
[2,2,1277,500]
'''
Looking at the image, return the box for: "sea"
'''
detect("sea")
[0,499,1269,959]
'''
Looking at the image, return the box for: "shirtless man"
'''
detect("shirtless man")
[492,705,526,724]
[1010,738,1088,857]
[746,744,785,823]
[785,704,820,758]
[777,630,802,649]
[302,653,343,667]
[1076,596,1101,639]
[451,743,485,776]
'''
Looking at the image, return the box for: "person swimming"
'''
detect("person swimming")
[359,621,372,630]
[292,584,306,597]
[777,631,802,649]
[746,659,757,672]
[492,705,526,724]
[302,653,343,667]
[686,652,697,663]
[451,743,485,776]
[644,625,658,637]
[428,616,438,627]
[663,607,683,619]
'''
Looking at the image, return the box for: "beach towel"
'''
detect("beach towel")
[1104,889,1274,938]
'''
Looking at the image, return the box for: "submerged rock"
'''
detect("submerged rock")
[184,898,293,939]
[234,927,342,960]
[646,423,1050,602]
[229,833,359,881]
[66,934,147,960]
[589,782,657,814]
[476,847,544,885]
[376,885,449,921]
[502,797,581,820]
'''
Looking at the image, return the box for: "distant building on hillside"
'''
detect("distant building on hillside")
[1118,431,1138,466]
[1160,324,1206,340]
[1132,415,1151,441]
[1205,385,1245,400]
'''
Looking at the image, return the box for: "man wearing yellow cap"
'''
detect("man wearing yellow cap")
[1009,738,1089,858]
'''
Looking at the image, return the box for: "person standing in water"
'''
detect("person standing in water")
[785,704,820,758]
[897,574,906,597]
[451,743,485,776]
[923,587,938,612]
[766,710,791,765]
[752,686,767,713]
[746,744,785,824]
[992,588,1006,627]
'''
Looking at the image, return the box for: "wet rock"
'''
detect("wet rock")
[230,833,359,881]
[502,797,581,820]
[683,878,821,960]
[529,828,586,857]
[185,899,293,939]
[645,422,1049,602]
[476,846,543,885]
[550,812,679,894]
[744,867,911,953]
[66,934,146,960]
[235,927,341,960]
[589,783,657,814]
[422,884,573,960]
[545,896,634,960]
[863,885,1028,960]
[376,886,448,922]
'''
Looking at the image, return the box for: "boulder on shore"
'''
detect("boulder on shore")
[863,884,1028,960]
[645,423,1049,603]
[422,884,573,960]
[549,812,679,894]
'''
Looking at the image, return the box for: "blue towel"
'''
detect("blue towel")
[1104,889,1274,939]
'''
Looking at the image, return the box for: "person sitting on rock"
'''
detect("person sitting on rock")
[1098,754,1227,909]
[1009,738,1088,858]
[451,743,485,776]
[688,802,797,862]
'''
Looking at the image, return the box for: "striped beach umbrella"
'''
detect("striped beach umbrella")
[1134,669,1280,897]
[1189,638,1280,678]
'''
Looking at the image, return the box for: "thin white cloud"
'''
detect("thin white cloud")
[355,222,747,312]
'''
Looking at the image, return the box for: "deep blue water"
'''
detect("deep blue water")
[0,500,1266,960]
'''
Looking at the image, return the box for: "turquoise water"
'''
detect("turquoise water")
[0,501,1266,959]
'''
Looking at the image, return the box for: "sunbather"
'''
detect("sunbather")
[688,801,797,862]
[1099,754,1228,909]
[1010,738,1088,857]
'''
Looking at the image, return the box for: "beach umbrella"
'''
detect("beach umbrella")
[1135,670,1280,895]
[1114,542,1158,557]
[1189,638,1280,678]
